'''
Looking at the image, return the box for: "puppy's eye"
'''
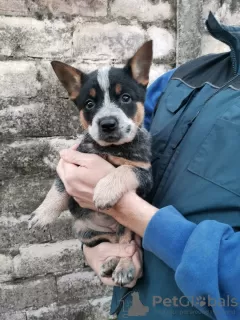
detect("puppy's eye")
[121,93,132,104]
[85,100,95,110]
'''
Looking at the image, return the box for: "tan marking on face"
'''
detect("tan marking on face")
[79,110,89,130]
[107,155,151,169]
[133,102,145,127]
[115,83,122,95]
[89,88,96,98]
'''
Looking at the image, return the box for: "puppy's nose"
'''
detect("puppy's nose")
[99,117,118,132]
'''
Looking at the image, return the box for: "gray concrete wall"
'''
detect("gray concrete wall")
[0,0,238,319]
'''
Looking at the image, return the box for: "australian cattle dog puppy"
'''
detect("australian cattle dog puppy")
[29,41,153,286]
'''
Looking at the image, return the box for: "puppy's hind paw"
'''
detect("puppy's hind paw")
[112,258,135,287]
[100,257,120,278]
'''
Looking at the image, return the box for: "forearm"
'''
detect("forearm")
[111,197,240,319]
[110,192,158,237]
[110,193,195,270]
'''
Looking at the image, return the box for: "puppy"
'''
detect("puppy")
[29,41,153,286]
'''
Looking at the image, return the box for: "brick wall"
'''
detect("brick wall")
[0,0,238,319]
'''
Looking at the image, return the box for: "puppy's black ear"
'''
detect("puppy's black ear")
[51,61,85,100]
[126,40,153,86]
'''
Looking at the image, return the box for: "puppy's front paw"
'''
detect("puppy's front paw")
[93,176,122,210]
[112,257,135,286]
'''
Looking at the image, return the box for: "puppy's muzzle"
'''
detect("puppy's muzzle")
[99,117,118,133]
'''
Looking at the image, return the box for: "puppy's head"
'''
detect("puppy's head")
[51,41,153,146]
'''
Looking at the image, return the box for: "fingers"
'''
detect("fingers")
[83,242,136,268]
[99,242,137,258]
[71,143,79,150]
[60,149,100,167]
[56,159,84,197]
[125,249,143,288]
[133,235,142,248]
[83,241,143,288]
[100,277,117,286]
[60,149,86,166]
[100,248,143,288]
[56,159,77,183]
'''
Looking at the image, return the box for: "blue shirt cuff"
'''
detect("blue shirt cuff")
[143,206,195,270]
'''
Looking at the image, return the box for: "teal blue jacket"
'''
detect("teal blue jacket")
[111,13,240,320]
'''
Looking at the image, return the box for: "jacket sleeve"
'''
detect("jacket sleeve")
[144,69,176,131]
[143,206,240,320]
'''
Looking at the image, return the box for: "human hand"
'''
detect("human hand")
[83,235,143,287]
[56,146,114,210]
[57,145,157,237]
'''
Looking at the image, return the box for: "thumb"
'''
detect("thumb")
[71,143,79,150]
[103,242,136,258]
[60,149,85,166]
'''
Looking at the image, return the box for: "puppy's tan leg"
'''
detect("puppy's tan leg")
[28,178,69,229]
[112,228,139,286]
[93,165,139,210]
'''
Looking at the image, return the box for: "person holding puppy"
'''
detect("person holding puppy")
[57,13,240,320]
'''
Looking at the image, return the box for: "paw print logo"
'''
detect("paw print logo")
[196,296,207,307]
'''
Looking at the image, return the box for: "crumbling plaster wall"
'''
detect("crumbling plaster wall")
[0,0,238,319]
